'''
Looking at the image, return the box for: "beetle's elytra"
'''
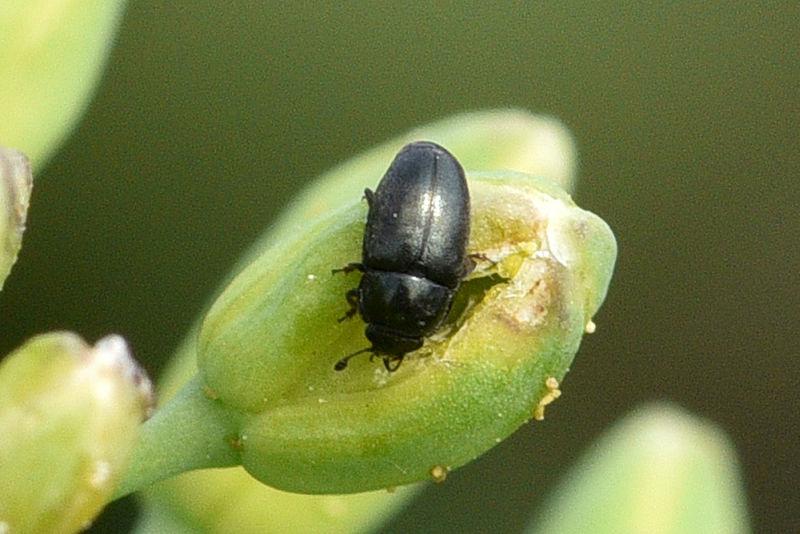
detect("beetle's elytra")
[334,141,472,372]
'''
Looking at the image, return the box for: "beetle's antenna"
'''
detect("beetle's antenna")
[334,347,373,371]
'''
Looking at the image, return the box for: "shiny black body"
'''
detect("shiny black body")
[336,141,471,371]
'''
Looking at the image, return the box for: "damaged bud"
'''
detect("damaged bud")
[195,168,616,493]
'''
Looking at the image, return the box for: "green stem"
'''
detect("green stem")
[113,375,241,499]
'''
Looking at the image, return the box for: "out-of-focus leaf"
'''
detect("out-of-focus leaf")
[0,0,126,167]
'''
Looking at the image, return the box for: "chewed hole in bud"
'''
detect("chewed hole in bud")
[443,272,508,331]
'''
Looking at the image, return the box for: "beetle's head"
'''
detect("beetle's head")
[334,326,424,372]
[365,324,423,356]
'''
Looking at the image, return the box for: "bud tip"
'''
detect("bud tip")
[88,334,155,419]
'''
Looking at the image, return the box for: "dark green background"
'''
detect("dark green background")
[2,2,798,532]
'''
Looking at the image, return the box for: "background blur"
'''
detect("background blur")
[1,3,798,532]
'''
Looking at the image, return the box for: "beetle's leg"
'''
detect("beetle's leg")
[331,262,365,275]
[383,356,403,373]
[363,188,375,207]
[337,288,360,322]
[464,252,496,276]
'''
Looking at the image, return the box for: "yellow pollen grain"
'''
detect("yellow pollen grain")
[430,465,448,483]
[534,377,562,421]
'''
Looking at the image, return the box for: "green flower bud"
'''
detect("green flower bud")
[131,109,578,531]
[0,332,153,533]
[0,147,32,290]
[0,0,126,167]
[527,404,751,534]
[195,170,615,494]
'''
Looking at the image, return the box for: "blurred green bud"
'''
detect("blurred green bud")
[0,332,153,533]
[135,469,420,534]
[0,147,32,290]
[527,404,751,534]
[0,0,126,167]
[196,170,616,493]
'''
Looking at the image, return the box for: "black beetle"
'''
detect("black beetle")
[334,141,472,372]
